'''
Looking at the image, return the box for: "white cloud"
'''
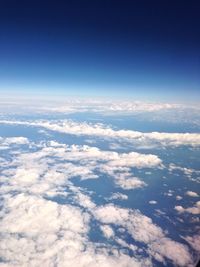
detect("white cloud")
[4,137,29,145]
[0,98,184,114]
[186,191,199,197]
[1,119,200,147]
[0,138,163,266]
[0,193,148,267]
[100,225,115,238]
[149,200,157,205]
[107,193,128,200]
[183,234,200,252]
[74,191,96,209]
[169,163,200,177]
[94,204,193,266]
[175,201,200,215]
[0,136,29,149]
[0,193,89,266]
[0,140,161,196]
[174,206,185,212]
[115,176,146,190]
[0,134,197,266]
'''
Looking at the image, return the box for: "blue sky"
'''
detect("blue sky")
[0,0,199,102]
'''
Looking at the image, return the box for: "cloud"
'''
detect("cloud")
[186,191,199,197]
[183,234,200,252]
[149,200,157,204]
[0,135,198,266]
[0,98,184,114]
[100,225,115,238]
[175,201,200,215]
[0,136,29,149]
[1,194,151,267]
[1,138,162,198]
[0,179,148,267]
[0,193,90,266]
[0,137,164,266]
[1,119,200,147]
[115,175,146,190]
[107,193,128,201]
[94,204,193,266]
[169,163,200,177]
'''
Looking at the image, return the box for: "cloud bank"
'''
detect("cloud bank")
[1,119,200,147]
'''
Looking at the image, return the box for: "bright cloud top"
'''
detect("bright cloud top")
[1,93,200,267]
[0,135,198,266]
[1,119,200,147]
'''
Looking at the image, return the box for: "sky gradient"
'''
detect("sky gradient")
[0,0,199,101]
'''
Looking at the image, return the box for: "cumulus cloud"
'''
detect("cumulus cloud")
[0,136,29,149]
[169,163,200,176]
[1,193,151,267]
[94,204,193,266]
[1,119,200,147]
[0,193,89,266]
[1,139,161,197]
[107,193,128,201]
[183,234,200,252]
[115,176,146,190]
[175,201,200,215]
[100,225,115,238]
[0,134,198,266]
[0,139,156,267]
[186,191,199,197]
[149,200,157,205]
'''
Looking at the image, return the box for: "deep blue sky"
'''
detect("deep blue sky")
[0,0,200,101]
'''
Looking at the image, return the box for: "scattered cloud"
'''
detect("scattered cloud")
[1,119,200,147]
[176,195,183,200]
[149,200,157,205]
[100,225,115,238]
[94,204,193,266]
[107,192,128,201]
[183,234,200,252]
[175,201,200,215]
[186,191,199,197]
[0,128,199,266]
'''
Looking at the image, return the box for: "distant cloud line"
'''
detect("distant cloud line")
[1,119,200,147]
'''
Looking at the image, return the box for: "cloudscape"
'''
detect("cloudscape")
[0,1,200,267]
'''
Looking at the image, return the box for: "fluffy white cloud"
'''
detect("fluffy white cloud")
[175,201,200,215]
[0,136,29,149]
[1,119,200,147]
[94,204,193,266]
[0,134,198,266]
[4,136,29,145]
[183,234,200,252]
[0,193,88,266]
[115,176,146,190]
[107,192,128,201]
[149,200,157,205]
[169,163,200,177]
[1,193,150,267]
[186,191,199,197]
[100,225,115,238]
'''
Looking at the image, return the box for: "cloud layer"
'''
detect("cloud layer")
[1,119,200,147]
[0,131,199,266]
